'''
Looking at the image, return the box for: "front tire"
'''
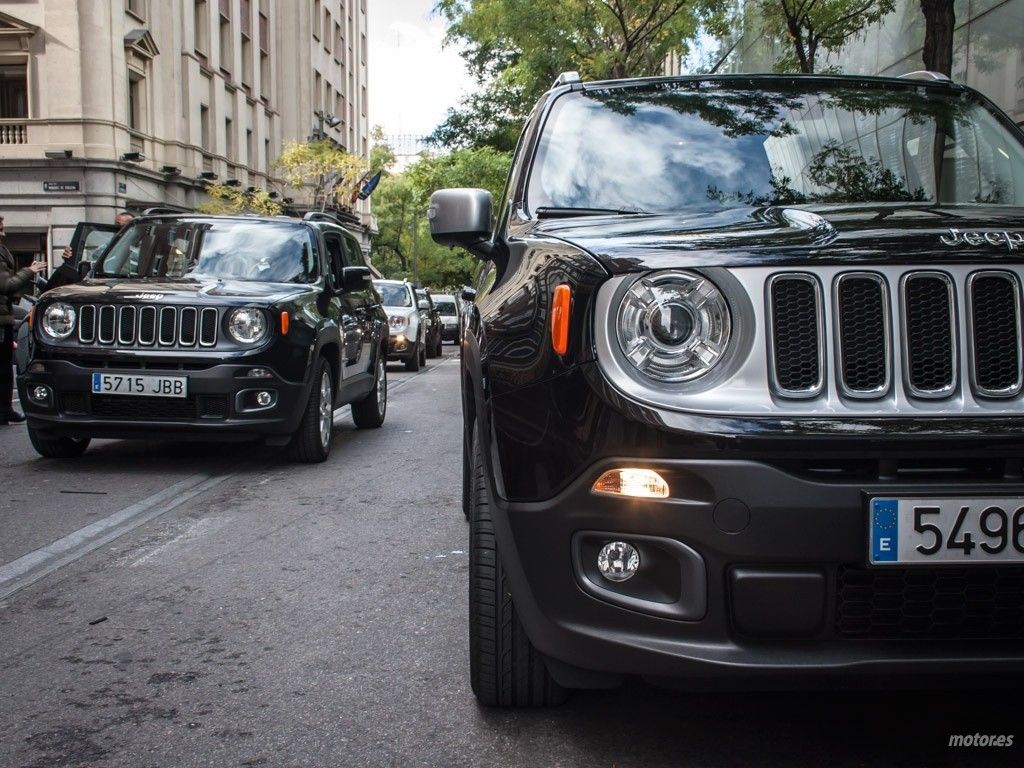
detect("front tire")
[352,352,387,429]
[469,433,567,707]
[28,428,90,459]
[287,359,334,463]
[404,339,421,371]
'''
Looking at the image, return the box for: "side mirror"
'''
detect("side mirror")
[418,300,430,311]
[428,188,494,258]
[341,266,371,291]
[461,287,477,303]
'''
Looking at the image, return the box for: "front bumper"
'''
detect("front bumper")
[486,365,1024,686]
[17,359,310,442]
[387,332,416,359]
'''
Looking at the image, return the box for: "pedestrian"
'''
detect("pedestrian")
[47,211,135,292]
[0,216,48,425]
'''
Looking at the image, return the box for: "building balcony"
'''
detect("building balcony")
[0,120,29,145]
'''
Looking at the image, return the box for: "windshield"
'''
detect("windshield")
[376,282,412,307]
[529,82,1024,214]
[434,300,457,315]
[97,220,318,282]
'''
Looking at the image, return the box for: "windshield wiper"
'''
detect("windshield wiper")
[534,206,648,219]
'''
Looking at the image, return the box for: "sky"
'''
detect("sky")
[368,0,477,142]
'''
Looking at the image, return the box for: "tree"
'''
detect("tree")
[759,0,895,73]
[429,0,729,151]
[920,0,954,76]
[373,147,512,287]
[198,184,283,216]
[276,139,367,211]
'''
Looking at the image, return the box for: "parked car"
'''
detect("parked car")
[416,288,444,358]
[430,71,1024,706]
[376,279,426,371]
[17,213,389,463]
[432,293,462,344]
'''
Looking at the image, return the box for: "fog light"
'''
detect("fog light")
[245,368,272,378]
[592,468,669,498]
[597,542,640,582]
[33,385,51,401]
[255,391,272,407]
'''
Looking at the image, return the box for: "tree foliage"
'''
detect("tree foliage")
[276,140,368,211]
[372,146,511,289]
[429,0,728,151]
[759,0,895,73]
[198,184,283,216]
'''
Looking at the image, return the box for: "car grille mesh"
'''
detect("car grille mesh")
[72,305,218,350]
[768,269,1022,402]
[904,275,955,394]
[836,566,1024,639]
[769,276,821,394]
[90,394,229,420]
[836,276,888,394]
[971,274,1022,395]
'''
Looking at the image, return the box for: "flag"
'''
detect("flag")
[357,171,382,201]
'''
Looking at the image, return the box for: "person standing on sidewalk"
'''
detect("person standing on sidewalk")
[0,216,48,425]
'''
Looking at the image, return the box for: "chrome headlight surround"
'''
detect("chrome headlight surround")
[41,302,77,340]
[227,307,268,344]
[389,314,409,330]
[616,271,732,383]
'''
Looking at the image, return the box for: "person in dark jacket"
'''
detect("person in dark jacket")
[0,216,48,425]
[48,211,135,292]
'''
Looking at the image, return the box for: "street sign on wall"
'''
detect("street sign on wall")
[43,181,80,192]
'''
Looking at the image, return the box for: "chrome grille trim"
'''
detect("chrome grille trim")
[178,307,198,346]
[78,305,96,343]
[199,307,219,347]
[901,271,957,399]
[97,305,116,344]
[117,305,137,345]
[138,306,157,346]
[158,306,177,346]
[765,273,824,399]
[833,272,892,400]
[967,270,1023,399]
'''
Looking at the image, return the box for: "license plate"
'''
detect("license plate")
[91,373,188,398]
[869,497,1024,565]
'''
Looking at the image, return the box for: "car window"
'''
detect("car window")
[98,220,318,283]
[323,234,346,289]
[342,236,364,268]
[375,282,413,307]
[434,299,457,315]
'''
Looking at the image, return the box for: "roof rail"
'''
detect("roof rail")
[141,206,186,216]
[899,70,951,82]
[553,71,581,87]
[303,211,343,225]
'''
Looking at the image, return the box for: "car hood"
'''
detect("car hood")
[41,278,312,305]
[529,204,1024,273]
[382,305,418,315]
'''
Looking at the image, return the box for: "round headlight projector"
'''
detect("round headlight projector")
[227,307,268,344]
[42,302,77,340]
[617,271,731,383]
[597,541,640,583]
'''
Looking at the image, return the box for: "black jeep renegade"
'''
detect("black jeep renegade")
[18,213,388,463]
[429,73,1024,705]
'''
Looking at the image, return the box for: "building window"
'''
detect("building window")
[219,0,232,75]
[225,117,234,161]
[264,137,271,173]
[195,0,210,63]
[313,0,321,39]
[258,7,270,100]
[0,63,28,119]
[334,22,342,62]
[246,128,255,167]
[200,104,211,150]
[126,0,147,20]
[128,69,146,131]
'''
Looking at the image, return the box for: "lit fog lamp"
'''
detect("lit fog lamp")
[246,367,272,378]
[31,385,52,403]
[597,541,640,582]
[255,391,273,407]
[592,468,669,498]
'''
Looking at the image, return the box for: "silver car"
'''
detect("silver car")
[374,279,425,371]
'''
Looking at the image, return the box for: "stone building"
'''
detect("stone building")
[0,0,373,268]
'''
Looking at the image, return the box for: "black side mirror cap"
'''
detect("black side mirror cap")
[341,266,372,292]
[461,287,477,302]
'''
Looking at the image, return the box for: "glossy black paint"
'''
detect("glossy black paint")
[18,214,388,443]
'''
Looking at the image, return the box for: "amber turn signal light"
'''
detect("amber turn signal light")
[551,284,571,355]
[592,468,670,499]
[280,311,290,335]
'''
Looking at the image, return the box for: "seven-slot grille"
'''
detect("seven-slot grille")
[76,305,219,349]
[768,270,1024,401]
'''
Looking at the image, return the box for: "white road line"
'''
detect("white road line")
[0,471,236,601]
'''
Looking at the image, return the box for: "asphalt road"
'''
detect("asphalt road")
[1,349,1021,767]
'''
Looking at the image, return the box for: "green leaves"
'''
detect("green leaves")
[276,140,368,211]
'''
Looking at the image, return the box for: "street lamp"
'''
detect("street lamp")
[312,110,342,141]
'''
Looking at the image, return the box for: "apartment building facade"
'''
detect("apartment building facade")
[0,0,372,268]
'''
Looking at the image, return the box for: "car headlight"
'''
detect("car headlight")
[616,271,731,382]
[41,302,76,340]
[227,308,268,344]
[389,314,409,330]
